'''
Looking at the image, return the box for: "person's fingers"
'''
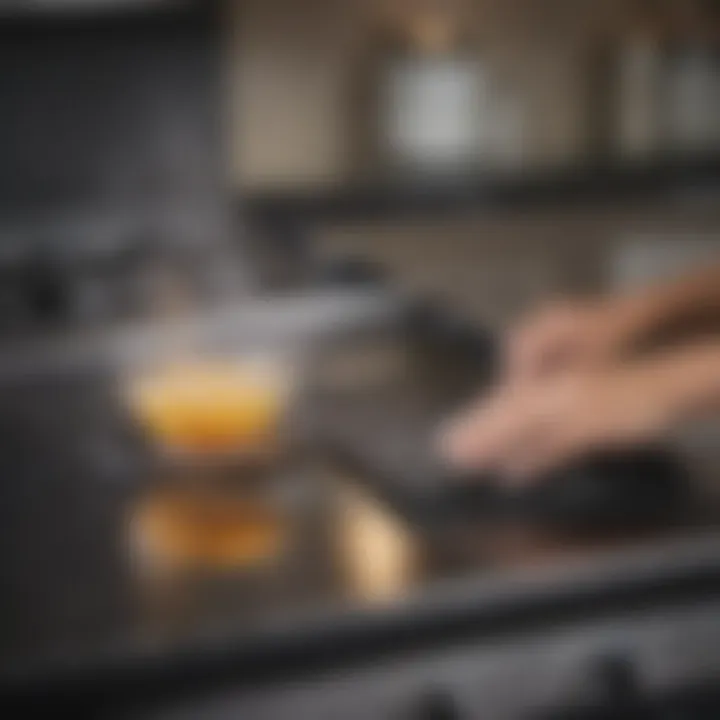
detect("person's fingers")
[443,370,604,481]
[491,421,562,486]
[440,384,545,471]
[496,374,653,483]
[505,321,549,379]
[438,396,505,469]
[499,420,591,484]
[505,307,580,381]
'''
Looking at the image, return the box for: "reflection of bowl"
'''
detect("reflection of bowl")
[132,485,285,570]
[125,358,292,457]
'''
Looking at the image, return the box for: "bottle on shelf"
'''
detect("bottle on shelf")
[375,3,524,177]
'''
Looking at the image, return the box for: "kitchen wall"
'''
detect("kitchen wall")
[228,0,617,190]
[228,0,361,190]
[229,0,720,323]
[315,199,720,326]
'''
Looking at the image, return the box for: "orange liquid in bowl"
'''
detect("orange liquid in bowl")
[127,360,288,455]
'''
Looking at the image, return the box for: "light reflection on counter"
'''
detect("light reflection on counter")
[333,478,418,603]
[131,484,286,572]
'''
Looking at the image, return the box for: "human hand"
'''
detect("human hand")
[440,364,681,483]
[505,298,633,381]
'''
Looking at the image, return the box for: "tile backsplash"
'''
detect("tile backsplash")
[317,200,720,328]
[610,234,720,289]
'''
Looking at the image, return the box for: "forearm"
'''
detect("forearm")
[607,264,720,355]
[635,340,720,425]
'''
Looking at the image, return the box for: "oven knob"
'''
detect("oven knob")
[407,688,461,720]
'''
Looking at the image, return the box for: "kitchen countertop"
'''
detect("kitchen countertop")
[1,369,718,691]
[2,295,720,712]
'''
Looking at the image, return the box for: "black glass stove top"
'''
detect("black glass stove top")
[0,361,716,670]
[0,311,719,716]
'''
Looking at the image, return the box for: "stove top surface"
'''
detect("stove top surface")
[0,362,717,672]
[1,301,719,712]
